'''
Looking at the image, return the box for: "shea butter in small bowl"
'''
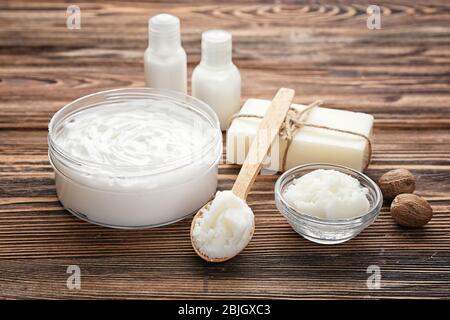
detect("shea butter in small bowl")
[275,164,382,244]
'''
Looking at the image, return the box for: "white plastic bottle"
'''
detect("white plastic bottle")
[192,30,241,130]
[144,14,187,93]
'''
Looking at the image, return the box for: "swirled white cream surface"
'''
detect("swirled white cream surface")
[56,101,212,167]
[193,190,254,259]
[283,169,370,220]
[53,100,217,189]
[50,99,221,228]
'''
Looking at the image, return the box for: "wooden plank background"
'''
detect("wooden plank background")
[0,0,449,299]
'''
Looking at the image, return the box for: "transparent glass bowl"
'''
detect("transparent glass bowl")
[48,88,222,229]
[275,164,383,244]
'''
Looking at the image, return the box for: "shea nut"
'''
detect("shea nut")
[390,193,433,228]
[379,169,416,200]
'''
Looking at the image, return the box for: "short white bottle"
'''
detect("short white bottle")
[192,30,241,130]
[144,13,187,93]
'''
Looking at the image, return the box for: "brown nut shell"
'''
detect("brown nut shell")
[379,169,416,200]
[390,194,433,228]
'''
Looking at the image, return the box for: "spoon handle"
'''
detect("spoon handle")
[231,88,295,200]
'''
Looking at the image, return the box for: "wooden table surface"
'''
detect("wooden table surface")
[0,0,449,299]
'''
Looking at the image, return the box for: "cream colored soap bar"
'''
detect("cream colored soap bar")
[226,99,374,172]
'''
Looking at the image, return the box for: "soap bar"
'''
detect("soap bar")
[226,99,374,172]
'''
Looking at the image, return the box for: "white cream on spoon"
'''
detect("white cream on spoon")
[191,88,295,262]
[192,190,254,260]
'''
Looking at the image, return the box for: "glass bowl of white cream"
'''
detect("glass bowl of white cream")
[48,88,222,229]
[275,164,383,244]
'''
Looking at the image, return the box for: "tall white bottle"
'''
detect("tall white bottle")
[192,30,241,130]
[144,14,187,93]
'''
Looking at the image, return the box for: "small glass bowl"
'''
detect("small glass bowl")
[275,164,383,244]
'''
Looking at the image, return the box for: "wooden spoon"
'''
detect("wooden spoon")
[190,88,295,262]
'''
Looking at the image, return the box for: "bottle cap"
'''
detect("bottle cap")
[201,29,232,67]
[148,14,181,52]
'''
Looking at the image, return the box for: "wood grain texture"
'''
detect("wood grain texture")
[0,0,449,299]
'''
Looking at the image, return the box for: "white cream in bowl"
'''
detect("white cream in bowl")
[48,88,222,228]
[283,169,370,220]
